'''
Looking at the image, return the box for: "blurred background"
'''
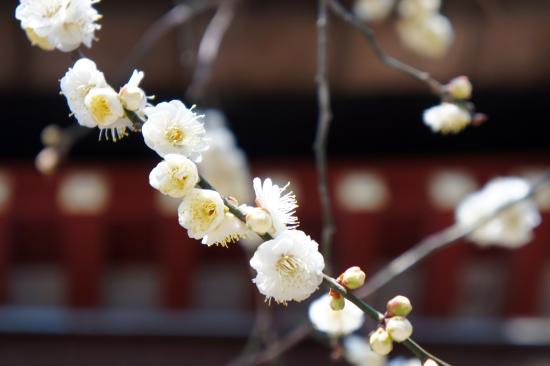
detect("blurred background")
[1,0,550,364]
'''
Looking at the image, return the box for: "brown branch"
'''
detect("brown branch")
[327,0,445,96]
[120,0,219,76]
[186,0,239,102]
[314,0,336,275]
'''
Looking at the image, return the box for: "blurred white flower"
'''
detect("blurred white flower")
[353,0,395,22]
[343,335,386,366]
[15,0,102,52]
[60,58,108,128]
[423,103,471,134]
[201,212,248,247]
[149,154,199,198]
[199,110,252,203]
[387,357,422,366]
[396,13,453,59]
[397,0,440,19]
[308,294,365,337]
[143,100,208,162]
[456,177,541,248]
[119,70,147,112]
[253,177,299,237]
[249,230,324,304]
[178,188,224,240]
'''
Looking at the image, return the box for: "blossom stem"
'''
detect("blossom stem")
[326,0,445,96]
[322,274,452,366]
[314,0,336,275]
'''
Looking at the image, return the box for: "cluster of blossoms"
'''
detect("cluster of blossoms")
[58,55,326,305]
[354,0,453,59]
[15,0,101,52]
[423,76,484,135]
[456,177,541,248]
[60,58,148,140]
[369,295,414,356]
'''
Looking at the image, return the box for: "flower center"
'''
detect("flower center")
[190,199,218,228]
[44,4,62,18]
[88,95,113,125]
[169,167,188,189]
[276,254,302,277]
[165,127,185,146]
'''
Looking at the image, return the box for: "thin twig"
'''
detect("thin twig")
[314,0,336,275]
[186,0,239,102]
[323,275,452,366]
[356,169,550,299]
[120,0,219,76]
[327,0,445,96]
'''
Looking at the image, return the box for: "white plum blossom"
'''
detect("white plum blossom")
[308,294,365,337]
[178,188,225,240]
[60,58,134,140]
[343,335,386,366]
[60,58,107,128]
[249,230,325,304]
[201,212,248,247]
[397,0,440,19]
[353,0,395,22]
[15,0,102,52]
[423,103,471,134]
[119,70,147,112]
[253,177,299,237]
[84,86,125,127]
[149,154,199,198]
[456,177,541,248]
[396,13,453,59]
[143,100,209,161]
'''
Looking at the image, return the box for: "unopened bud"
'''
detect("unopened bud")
[424,359,438,366]
[341,266,366,290]
[386,295,412,317]
[330,295,345,311]
[369,328,393,356]
[446,76,472,100]
[246,207,273,235]
[41,125,63,147]
[35,147,60,175]
[386,316,413,343]
[119,85,146,111]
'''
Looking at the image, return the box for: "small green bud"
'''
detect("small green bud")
[329,295,345,311]
[386,295,412,317]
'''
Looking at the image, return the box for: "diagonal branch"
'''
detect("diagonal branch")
[327,0,445,96]
[355,169,550,299]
